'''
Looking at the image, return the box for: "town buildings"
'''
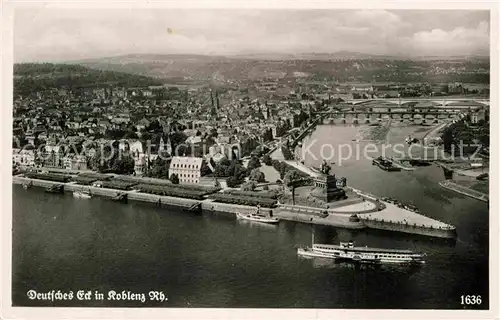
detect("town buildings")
[12,76,490,184]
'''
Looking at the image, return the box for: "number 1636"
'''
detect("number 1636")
[461,295,482,305]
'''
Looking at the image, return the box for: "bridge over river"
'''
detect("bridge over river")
[314,110,463,125]
[345,97,490,107]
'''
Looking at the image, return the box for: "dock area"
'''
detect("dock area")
[439,180,489,203]
[13,174,457,238]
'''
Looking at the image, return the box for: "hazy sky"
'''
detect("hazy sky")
[14,9,490,62]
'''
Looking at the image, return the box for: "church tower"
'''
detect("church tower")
[159,137,165,153]
[166,136,173,156]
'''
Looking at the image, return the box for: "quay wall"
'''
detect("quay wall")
[276,204,366,229]
[13,175,453,237]
[279,204,325,215]
[14,176,64,189]
[14,176,123,198]
[276,210,365,229]
[201,201,265,216]
[13,175,269,215]
[279,202,371,214]
[128,192,199,208]
[67,184,122,197]
[13,175,364,229]
[359,218,457,239]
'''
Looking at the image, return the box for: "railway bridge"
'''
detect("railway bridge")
[314,98,488,125]
[314,110,464,125]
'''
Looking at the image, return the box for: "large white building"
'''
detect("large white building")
[169,156,203,184]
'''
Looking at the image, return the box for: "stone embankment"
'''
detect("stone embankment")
[348,187,457,239]
[14,174,457,238]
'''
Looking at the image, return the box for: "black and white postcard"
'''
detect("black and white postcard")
[1,1,498,319]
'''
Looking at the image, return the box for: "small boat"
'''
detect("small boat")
[73,190,92,199]
[22,182,32,190]
[45,184,64,194]
[111,193,128,203]
[183,202,202,213]
[298,240,425,266]
[236,212,280,224]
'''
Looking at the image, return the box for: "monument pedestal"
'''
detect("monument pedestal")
[310,174,346,203]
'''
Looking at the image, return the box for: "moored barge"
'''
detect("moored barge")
[372,156,401,172]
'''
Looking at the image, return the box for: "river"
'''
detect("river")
[12,124,489,309]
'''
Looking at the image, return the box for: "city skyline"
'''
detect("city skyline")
[14,9,490,62]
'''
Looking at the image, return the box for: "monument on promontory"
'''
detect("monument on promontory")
[310,160,347,203]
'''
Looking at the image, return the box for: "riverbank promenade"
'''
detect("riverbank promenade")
[358,201,453,230]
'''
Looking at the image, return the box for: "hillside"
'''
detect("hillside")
[74,54,490,85]
[14,63,162,96]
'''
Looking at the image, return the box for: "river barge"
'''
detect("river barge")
[372,157,401,172]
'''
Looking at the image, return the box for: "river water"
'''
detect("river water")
[12,124,489,309]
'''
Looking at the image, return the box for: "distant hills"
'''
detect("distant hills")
[14,63,162,96]
[70,52,490,85]
[72,51,489,63]
[13,52,489,96]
